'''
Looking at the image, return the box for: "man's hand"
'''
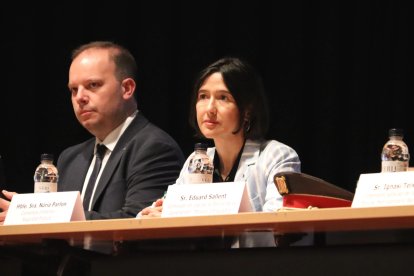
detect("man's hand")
[0,190,17,225]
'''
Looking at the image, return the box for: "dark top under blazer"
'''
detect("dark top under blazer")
[57,113,185,220]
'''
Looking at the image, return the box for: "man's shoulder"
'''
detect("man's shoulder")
[60,138,95,156]
[131,123,180,150]
[126,122,185,161]
[129,115,178,144]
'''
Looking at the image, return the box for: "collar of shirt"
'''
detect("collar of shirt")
[95,109,138,152]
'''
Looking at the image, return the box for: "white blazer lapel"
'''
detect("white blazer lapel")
[235,140,261,181]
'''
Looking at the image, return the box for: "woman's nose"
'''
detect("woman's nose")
[206,98,217,113]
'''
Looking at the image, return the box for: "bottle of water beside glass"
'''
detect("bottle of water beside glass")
[187,143,214,183]
[381,128,410,172]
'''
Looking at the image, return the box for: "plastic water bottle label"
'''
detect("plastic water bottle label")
[34,182,57,193]
[187,155,213,183]
[187,173,213,184]
[381,161,408,172]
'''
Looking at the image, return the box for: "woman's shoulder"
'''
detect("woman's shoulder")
[249,139,301,172]
[246,139,297,153]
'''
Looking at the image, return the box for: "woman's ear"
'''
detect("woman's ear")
[243,109,252,133]
[244,109,252,121]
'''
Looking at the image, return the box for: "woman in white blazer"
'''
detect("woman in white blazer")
[141,57,300,215]
[140,57,303,247]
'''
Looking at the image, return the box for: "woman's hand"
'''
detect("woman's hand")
[140,198,164,217]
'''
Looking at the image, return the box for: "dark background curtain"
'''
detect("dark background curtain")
[0,1,411,194]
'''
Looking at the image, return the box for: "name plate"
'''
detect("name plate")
[4,191,85,225]
[352,172,414,208]
[162,181,252,217]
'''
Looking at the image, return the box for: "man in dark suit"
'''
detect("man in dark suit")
[0,41,184,221]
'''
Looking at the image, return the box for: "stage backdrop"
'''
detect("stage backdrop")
[0,1,411,195]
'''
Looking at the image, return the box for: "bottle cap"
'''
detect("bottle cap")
[194,143,208,151]
[389,128,404,138]
[40,153,54,161]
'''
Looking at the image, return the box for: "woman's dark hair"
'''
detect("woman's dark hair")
[189,57,269,140]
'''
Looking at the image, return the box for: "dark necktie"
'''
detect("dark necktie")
[83,144,107,210]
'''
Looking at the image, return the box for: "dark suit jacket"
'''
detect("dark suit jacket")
[57,113,185,220]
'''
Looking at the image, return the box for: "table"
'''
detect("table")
[2,206,414,275]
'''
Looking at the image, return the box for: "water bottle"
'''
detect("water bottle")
[34,153,58,193]
[187,143,214,183]
[381,128,410,172]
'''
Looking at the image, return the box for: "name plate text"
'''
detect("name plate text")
[4,191,85,225]
[352,172,414,208]
[162,181,252,217]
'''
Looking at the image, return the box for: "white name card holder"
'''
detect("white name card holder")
[4,191,85,225]
[352,171,414,208]
[162,181,252,218]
